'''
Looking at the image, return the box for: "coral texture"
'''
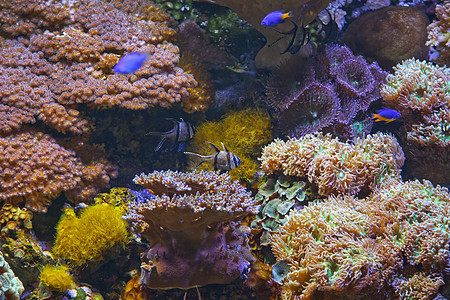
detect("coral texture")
[39,265,75,292]
[270,178,450,300]
[0,204,33,236]
[125,170,259,289]
[274,44,387,140]
[342,6,429,70]
[381,59,450,185]
[427,2,450,66]
[0,132,114,212]
[0,0,196,136]
[259,132,405,196]
[194,0,332,69]
[53,203,129,266]
[0,251,24,300]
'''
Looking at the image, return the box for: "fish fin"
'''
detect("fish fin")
[177,142,186,152]
[145,131,161,136]
[154,138,166,152]
[184,152,208,159]
[204,141,221,153]
[282,11,293,20]
[221,143,229,152]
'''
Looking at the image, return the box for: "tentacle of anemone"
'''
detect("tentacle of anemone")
[278,82,339,138]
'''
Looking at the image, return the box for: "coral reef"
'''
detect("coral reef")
[270,177,450,300]
[0,251,24,300]
[124,170,259,289]
[0,204,33,235]
[52,203,129,266]
[252,175,309,246]
[272,44,387,140]
[186,108,273,181]
[342,6,429,70]
[380,59,450,185]
[195,0,332,69]
[427,2,450,66]
[39,265,75,292]
[259,132,405,196]
[0,0,196,135]
[0,131,114,212]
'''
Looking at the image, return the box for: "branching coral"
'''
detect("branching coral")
[270,177,450,300]
[124,170,259,289]
[380,59,450,184]
[0,251,24,300]
[274,44,387,140]
[185,108,273,181]
[259,132,405,196]
[52,203,129,266]
[427,2,450,66]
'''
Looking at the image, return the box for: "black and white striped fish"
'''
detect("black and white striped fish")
[184,142,241,171]
[146,118,195,152]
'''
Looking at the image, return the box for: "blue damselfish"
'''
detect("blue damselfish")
[372,108,401,123]
[113,52,150,74]
[261,11,293,27]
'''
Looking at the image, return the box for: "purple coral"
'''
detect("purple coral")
[276,44,388,140]
[278,82,339,137]
[124,170,258,289]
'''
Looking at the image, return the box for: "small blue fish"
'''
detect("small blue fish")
[372,108,401,123]
[261,10,293,27]
[113,52,150,74]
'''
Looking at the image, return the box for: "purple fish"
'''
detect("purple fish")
[372,108,401,123]
[113,52,150,74]
[261,10,293,27]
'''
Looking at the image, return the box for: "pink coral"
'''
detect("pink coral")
[125,170,258,289]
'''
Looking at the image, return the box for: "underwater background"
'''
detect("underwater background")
[0,0,449,299]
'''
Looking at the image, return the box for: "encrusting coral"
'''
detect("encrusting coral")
[427,2,450,66]
[52,203,129,266]
[270,177,450,300]
[380,59,450,185]
[124,170,259,289]
[259,132,405,196]
[0,251,24,300]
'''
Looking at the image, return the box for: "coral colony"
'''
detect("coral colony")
[0,0,449,299]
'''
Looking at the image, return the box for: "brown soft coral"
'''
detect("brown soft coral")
[270,177,450,300]
[380,59,450,185]
[259,132,405,196]
[0,132,114,212]
[427,2,450,66]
